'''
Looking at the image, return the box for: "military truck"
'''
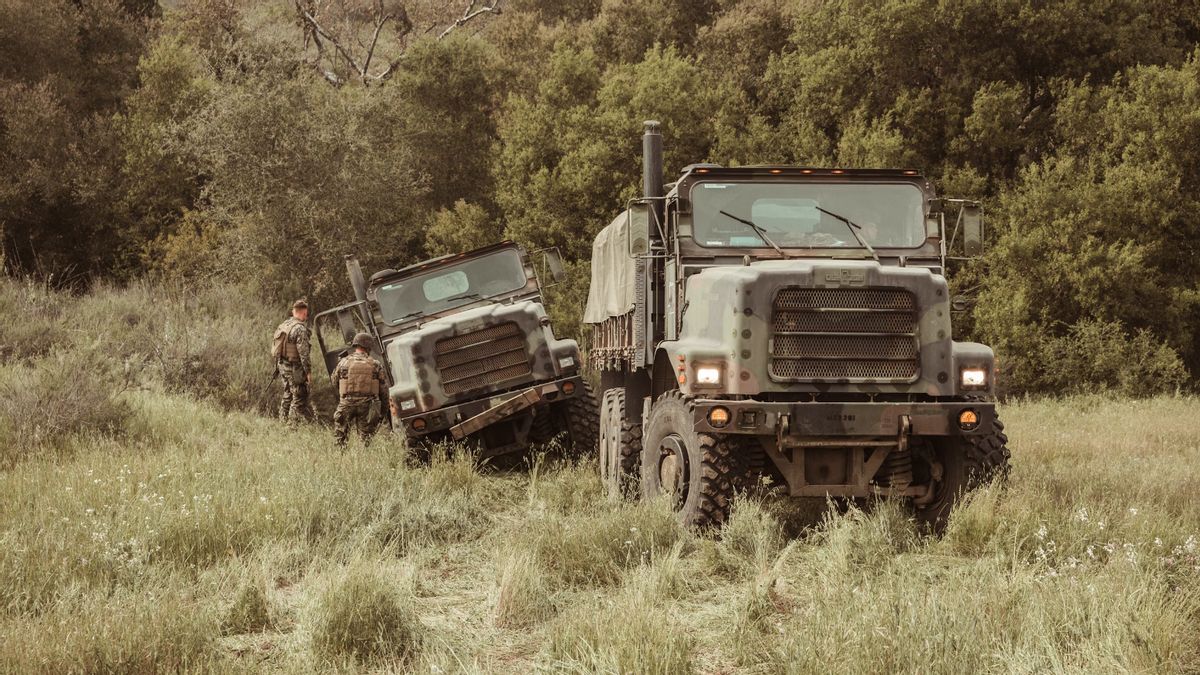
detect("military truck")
[316,241,598,460]
[585,121,1010,528]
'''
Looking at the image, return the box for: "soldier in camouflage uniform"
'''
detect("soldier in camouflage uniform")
[273,300,316,422]
[330,332,388,446]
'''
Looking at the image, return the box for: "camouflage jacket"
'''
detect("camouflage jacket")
[279,317,312,374]
[331,351,387,402]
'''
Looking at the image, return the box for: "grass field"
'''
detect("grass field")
[2,389,1198,673]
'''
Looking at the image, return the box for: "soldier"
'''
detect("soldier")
[330,332,388,446]
[272,300,316,422]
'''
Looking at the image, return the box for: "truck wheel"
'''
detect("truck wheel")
[641,391,736,529]
[561,381,599,458]
[599,388,642,500]
[915,416,1011,530]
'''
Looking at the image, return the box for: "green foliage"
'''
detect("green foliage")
[426,200,498,257]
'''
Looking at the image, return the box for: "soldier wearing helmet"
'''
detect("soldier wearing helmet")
[272,300,316,423]
[330,332,388,446]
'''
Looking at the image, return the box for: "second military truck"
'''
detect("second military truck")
[317,241,598,460]
[585,121,1010,528]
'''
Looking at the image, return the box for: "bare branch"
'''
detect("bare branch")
[294,0,365,77]
[438,0,501,40]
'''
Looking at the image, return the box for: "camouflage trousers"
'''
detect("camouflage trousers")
[333,395,381,445]
[278,361,316,422]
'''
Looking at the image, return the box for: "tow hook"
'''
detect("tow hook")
[777,413,790,448]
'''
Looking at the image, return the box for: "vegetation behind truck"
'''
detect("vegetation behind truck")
[586,121,1010,528]
[317,242,598,459]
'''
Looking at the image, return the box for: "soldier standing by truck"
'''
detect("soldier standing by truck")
[330,332,388,445]
[273,299,316,423]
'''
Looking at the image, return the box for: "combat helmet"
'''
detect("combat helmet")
[351,332,374,350]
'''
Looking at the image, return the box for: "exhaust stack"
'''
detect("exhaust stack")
[344,254,372,328]
[642,120,663,200]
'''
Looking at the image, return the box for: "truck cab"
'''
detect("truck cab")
[317,241,598,459]
[586,122,1009,529]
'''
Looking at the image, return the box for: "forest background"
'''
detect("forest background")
[3,0,1200,396]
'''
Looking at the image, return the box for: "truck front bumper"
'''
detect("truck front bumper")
[398,374,585,438]
[692,400,995,440]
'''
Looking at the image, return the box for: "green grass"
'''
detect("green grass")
[2,391,1197,673]
[1,281,1199,672]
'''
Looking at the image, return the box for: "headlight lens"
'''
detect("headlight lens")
[961,368,987,388]
[558,356,575,369]
[400,399,417,411]
[695,366,722,385]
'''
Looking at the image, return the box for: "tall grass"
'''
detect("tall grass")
[0,282,1198,672]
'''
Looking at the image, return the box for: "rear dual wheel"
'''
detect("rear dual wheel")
[599,388,642,499]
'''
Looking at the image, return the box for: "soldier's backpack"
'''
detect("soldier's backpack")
[272,319,298,360]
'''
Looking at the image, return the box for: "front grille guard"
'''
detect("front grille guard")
[769,287,920,383]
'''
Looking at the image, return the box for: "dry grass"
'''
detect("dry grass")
[1,282,1198,673]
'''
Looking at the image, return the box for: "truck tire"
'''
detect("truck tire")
[599,388,642,500]
[915,416,1011,530]
[641,391,736,529]
[562,381,600,458]
[531,382,600,458]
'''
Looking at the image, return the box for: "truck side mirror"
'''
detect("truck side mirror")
[962,203,984,256]
[543,248,566,283]
[626,202,651,256]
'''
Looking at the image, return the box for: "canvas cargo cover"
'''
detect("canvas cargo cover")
[583,209,637,324]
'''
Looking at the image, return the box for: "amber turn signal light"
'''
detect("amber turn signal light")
[562,381,576,395]
[708,406,730,428]
[958,409,979,431]
[411,417,427,432]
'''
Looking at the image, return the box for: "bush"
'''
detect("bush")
[0,348,131,465]
[311,566,423,666]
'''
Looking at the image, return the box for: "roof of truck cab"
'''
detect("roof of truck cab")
[368,240,522,285]
[678,166,925,179]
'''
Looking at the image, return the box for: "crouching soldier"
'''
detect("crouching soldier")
[273,299,316,422]
[331,332,388,446]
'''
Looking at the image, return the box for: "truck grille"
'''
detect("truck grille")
[435,322,532,395]
[769,288,919,382]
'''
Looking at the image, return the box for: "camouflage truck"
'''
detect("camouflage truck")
[586,121,1010,528]
[316,241,598,460]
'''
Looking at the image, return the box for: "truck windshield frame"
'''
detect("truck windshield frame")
[375,248,528,325]
[690,180,927,251]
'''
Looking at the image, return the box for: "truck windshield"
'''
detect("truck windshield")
[375,248,528,325]
[691,181,926,250]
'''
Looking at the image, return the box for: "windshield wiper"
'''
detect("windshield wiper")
[718,210,789,259]
[445,292,485,303]
[394,310,424,322]
[814,206,880,262]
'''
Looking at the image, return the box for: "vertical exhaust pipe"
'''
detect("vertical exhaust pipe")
[642,120,663,200]
[344,254,372,329]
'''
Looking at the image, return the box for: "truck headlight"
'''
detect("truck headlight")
[558,356,575,369]
[399,398,417,411]
[961,368,987,389]
[695,366,722,385]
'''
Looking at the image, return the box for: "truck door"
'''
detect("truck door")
[313,301,391,385]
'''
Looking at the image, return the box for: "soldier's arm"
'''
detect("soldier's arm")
[294,324,312,374]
